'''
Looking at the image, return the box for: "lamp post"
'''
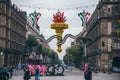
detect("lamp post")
[0,38,4,67]
[1,51,3,55]
[0,51,3,67]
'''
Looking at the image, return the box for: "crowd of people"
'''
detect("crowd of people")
[0,63,93,80]
[0,64,45,80]
[23,64,48,80]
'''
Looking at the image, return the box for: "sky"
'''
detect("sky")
[11,0,99,60]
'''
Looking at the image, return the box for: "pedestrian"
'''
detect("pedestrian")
[18,62,21,71]
[1,69,9,80]
[83,64,88,71]
[35,68,40,80]
[23,67,31,80]
[9,66,14,78]
[84,67,92,80]
[0,68,3,80]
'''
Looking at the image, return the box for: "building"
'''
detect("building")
[86,0,120,71]
[0,0,27,67]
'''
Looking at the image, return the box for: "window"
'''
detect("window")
[108,8,111,13]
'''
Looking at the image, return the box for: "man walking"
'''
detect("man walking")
[23,67,31,80]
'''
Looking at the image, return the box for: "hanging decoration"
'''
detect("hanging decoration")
[50,11,68,52]
[34,11,90,53]
[29,11,41,31]
[53,11,66,23]
[17,4,96,11]
[78,10,90,28]
[34,30,85,47]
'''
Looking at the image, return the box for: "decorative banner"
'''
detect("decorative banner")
[78,12,84,26]
[34,35,62,43]
[85,12,91,27]
[29,11,41,31]
[29,13,35,27]
[78,10,90,27]
[34,30,86,48]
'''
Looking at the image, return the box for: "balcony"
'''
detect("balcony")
[112,42,120,50]
[102,0,120,4]
[111,31,120,37]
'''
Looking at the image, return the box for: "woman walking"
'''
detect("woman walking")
[35,68,40,80]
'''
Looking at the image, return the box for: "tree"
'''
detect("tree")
[24,35,61,64]
[63,44,84,68]
[36,44,42,55]
[70,44,84,67]
[63,36,92,68]
[48,50,60,64]
[24,35,39,54]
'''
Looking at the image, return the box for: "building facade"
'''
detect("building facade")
[0,0,27,67]
[86,0,120,71]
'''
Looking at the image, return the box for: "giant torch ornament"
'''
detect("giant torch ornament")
[34,11,90,53]
[51,11,68,53]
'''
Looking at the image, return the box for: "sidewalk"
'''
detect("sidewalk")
[92,71,120,77]
[13,69,24,76]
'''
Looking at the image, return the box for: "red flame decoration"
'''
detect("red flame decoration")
[53,11,66,23]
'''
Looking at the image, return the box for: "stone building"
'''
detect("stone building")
[0,0,27,67]
[86,0,120,71]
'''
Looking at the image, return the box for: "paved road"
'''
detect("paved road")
[10,69,120,80]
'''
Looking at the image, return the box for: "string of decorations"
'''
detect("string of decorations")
[25,4,91,52]
[34,31,84,46]
[33,11,90,52]
[15,3,97,10]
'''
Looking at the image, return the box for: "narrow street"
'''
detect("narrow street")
[11,68,120,80]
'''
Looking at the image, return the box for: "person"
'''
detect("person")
[84,67,92,80]
[9,66,14,78]
[23,67,31,80]
[18,62,21,71]
[35,68,40,80]
[1,69,9,80]
[0,68,3,80]
[83,64,88,71]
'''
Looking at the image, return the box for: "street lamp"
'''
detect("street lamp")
[1,51,3,55]
[0,51,4,67]
[0,37,4,67]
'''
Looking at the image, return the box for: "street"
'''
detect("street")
[11,68,120,80]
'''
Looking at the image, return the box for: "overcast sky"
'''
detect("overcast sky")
[11,0,99,60]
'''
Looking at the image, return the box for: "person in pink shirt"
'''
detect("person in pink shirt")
[83,64,88,71]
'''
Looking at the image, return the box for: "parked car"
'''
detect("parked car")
[112,66,120,73]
